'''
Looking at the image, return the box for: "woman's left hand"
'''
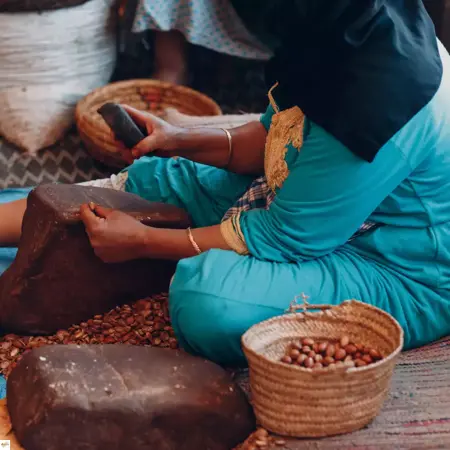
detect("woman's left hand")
[79,204,149,263]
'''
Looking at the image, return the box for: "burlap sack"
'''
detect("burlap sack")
[0,0,117,153]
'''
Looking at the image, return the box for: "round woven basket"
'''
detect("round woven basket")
[0,0,89,12]
[75,79,222,168]
[241,300,404,438]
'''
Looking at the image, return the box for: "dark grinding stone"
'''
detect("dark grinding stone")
[0,183,191,335]
[7,345,255,450]
[98,103,147,149]
[0,0,90,12]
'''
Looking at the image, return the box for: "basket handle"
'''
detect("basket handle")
[286,294,333,314]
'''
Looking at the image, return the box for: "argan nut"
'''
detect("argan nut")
[318,342,328,353]
[344,355,353,362]
[328,363,337,370]
[369,348,382,360]
[355,352,362,359]
[335,348,347,361]
[291,342,302,350]
[314,354,323,363]
[323,356,335,366]
[313,362,323,369]
[362,354,373,364]
[304,357,314,368]
[344,344,357,355]
[355,359,367,367]
[254,428,269,440]
[88,201,96,211]
[296,354,308,365]
[0,342,12,351]
[255,440,268,448]
[313,343,319,353]
[281,355,292,364]
[340,335,350,347]
[302,338,315,347]
[355,343,364,351]
[308,351,316,358]
[344,360,356,368]
[289,349,300,359]
[325,344,336,358]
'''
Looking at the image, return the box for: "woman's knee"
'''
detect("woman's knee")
[169,288,247,367]
[168,251,252,366]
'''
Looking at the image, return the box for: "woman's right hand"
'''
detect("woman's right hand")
[120,105,184,161]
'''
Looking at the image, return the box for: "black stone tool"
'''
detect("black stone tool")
[97,103,147,149]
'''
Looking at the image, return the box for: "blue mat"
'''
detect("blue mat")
[0,188,33,398]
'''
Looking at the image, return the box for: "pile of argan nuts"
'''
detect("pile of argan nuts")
[280,336,383,369]
[235,428,286,450]
[0,295,178,378]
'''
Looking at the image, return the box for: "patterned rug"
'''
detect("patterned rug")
[233,336,450,449]
[0,132,111,189]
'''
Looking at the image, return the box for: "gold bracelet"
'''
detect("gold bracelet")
[186,227,202,255]
[220,128,233,169]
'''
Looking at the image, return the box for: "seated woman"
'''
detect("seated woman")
[1,1,450,367]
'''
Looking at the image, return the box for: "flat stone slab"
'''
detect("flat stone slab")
[7,344,255,450]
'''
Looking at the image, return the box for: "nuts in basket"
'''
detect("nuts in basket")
[242,300,404,437]
[280,336,383,369]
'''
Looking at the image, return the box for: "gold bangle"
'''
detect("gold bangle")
[220,128,233,169]
[186,227,202,255]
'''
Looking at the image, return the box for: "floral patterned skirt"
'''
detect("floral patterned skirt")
[132,0,273,61]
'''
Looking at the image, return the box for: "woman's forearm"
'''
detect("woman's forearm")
[142,225,231,260]
[172,121,267,175]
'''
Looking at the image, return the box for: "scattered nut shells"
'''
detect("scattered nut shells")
[280,336,384,370]
[0,295,177,378]
[235,428,287,450]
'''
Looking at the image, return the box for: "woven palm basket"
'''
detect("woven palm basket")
[241,300,404,438]
[75,79,222,168]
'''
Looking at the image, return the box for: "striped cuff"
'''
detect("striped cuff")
[220,213,249,255]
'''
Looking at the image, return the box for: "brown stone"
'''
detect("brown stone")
[7,345,255,450]
[0,183,190,335]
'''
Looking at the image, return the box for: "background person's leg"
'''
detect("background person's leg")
[169,247,450,367]
[0,188,32,246]
[0,188,32,270]
[153,30,188,85]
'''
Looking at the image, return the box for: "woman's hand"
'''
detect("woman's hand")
[120,105,184,160]
[79,203,150,263]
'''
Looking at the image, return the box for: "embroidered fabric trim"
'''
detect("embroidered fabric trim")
[220,213,249,255]
[264,83,305,192]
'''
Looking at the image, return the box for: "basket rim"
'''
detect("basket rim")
[75,78,222,119]
[241,299,404,374]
